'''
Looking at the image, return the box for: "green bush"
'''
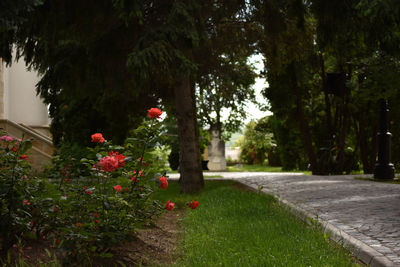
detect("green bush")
[238,118,277,165]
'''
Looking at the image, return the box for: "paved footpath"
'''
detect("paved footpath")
[170,172,400,266]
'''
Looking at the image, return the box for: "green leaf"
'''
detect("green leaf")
[99,252,113,258]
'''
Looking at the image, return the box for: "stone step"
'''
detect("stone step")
[0,119,54,170]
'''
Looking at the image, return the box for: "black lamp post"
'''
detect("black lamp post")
[374,99,395,180]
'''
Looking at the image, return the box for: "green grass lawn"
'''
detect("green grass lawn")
[155,181,358,266]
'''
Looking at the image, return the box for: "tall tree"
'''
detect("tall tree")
[196,54,257,139]
[251,0,322,173]
[194,6,259,139]
[251,0,400,174]
[0,0,253,193]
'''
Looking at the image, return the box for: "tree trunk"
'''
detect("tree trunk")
[358,112,377,174]
[290,64,318,174]
[319,53,333,137]
[370,124,378,172]
[174,75,204,194]
[357,115,370,173]
[336,98,350,174]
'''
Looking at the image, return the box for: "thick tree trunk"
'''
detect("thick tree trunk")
[174,76,204,194]
[290,65,318,174]
[336,99,350,174]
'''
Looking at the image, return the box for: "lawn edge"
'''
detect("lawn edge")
[235,180,397,267]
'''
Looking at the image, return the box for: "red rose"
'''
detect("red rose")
[165,200,175,211]
[189,200,199,210]
[159,176,168,189]
[94,213,99,218]
[147,108,162,119]
[22,199,30,205]
[100,156,119,172]
[125,187,129,192]
[19,155,27,160]
[108,151,126,167]
[85,190,93,195]
[53,207,58,212]
[95,220,100,224]
[113,185,122,192]
[12,147,18,152]
[91,133,105,143]
[130,176,136,182]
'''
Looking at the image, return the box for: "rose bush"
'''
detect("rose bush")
[40,107,172,264]
[0,132,35,252]
[0,108,186,264]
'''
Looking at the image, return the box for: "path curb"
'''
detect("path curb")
[236,181,399,267]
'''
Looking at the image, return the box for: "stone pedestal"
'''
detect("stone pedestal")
[207,124,226,171]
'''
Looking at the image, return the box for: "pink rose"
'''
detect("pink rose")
[100,156,119,172]
[108,151,126,167]
[0,135,14,142]
[165,200,175,211]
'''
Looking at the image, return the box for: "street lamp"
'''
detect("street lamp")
[373,99,395,180]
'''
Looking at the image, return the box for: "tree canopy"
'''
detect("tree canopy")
[0,0,257,192]
[3,0,400,178]
[252,0,400,174]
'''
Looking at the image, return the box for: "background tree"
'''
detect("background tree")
[251,0,400,174]
[196,55,257,140]
[194,11,259,141]
[237,117,277,165]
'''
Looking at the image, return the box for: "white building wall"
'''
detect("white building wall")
[225,146,241,161]
[2,58,50,126]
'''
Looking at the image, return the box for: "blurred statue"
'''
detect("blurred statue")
[207,123,226,171]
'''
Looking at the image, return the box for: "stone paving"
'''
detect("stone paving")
[169,172,400,266]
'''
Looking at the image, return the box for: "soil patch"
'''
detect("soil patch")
[108,209,185,266]
[4,210,185,266]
